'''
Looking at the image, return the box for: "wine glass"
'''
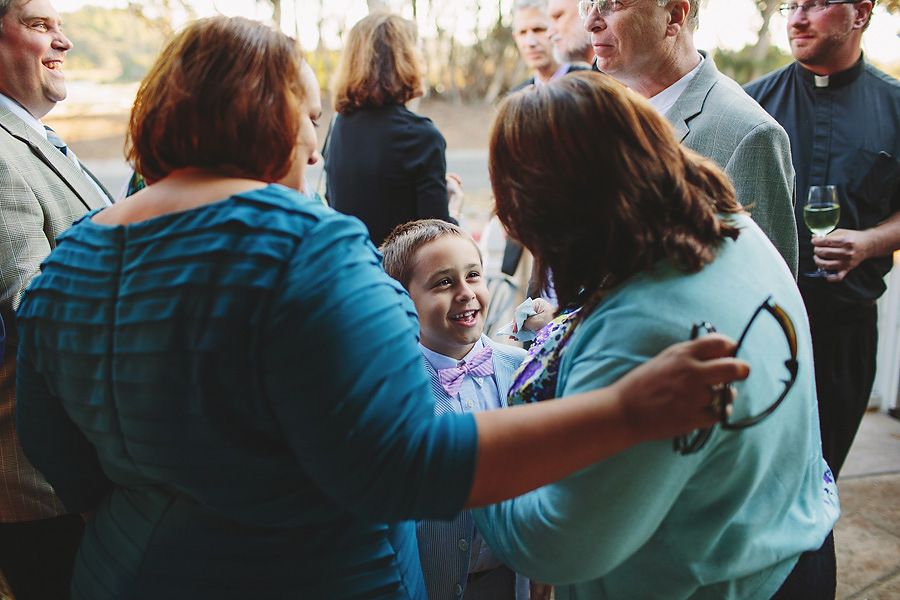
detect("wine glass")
[803,185,840,278]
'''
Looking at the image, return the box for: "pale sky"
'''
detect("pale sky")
[55,0,900,64]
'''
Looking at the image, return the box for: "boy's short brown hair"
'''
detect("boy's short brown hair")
[380,219,481,290]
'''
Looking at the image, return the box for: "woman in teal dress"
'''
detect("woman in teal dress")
[14,17,748,600]
[474,72,839,599]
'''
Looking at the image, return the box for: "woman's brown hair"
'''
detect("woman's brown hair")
[490,71,743,310]
[127,16,307,184]
[331,12,425,115]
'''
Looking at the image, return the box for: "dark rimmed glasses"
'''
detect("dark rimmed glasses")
[778,1,859,16]
[673,296,799,455]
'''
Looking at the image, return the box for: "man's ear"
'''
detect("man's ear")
[854,1,874,31]
[666,0,691,37]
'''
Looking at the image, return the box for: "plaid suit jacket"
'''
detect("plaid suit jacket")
[666,51,799,278]
[0,104,111,522]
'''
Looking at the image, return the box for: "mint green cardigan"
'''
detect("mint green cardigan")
[475,213,838,600]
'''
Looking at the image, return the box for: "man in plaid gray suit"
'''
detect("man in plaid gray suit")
[0,0,111,597]
[582,0,798,277]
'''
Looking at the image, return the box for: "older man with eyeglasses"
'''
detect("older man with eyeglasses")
[577,0,799,277]
[746,0,900,485]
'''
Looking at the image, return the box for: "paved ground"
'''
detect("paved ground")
[833,410,900,600]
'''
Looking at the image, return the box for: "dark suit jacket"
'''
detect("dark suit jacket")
[0,104,111,522]
[325,104,452,246]
[508,62,591,94]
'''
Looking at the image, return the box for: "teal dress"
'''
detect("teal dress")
[16,185,478,599]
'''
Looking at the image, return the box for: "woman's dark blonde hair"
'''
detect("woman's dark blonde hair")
[490,71,743,310]
[331,12,425,115]
[127,16,307,184]
[380,219,481,290]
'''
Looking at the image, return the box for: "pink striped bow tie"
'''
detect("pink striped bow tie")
[438,346,494,397]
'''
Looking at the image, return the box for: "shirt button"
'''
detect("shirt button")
[454,583,464,596]
[474,377,484,385]
[458,539,469,551]
[466,400,474,408]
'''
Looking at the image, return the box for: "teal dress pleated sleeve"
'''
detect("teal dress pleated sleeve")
[16,184,478,600]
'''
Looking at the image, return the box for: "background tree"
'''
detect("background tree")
[65,5,167,82]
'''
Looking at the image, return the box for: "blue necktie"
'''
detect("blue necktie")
[44,125,77,166]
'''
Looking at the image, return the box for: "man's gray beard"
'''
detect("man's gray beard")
[552,40,593,65]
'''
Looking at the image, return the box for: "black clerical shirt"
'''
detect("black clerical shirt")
[746,56,900,313]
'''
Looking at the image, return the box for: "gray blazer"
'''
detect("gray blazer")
[667,51,799,277]
[0,104,111,522]
[416,335,528,600]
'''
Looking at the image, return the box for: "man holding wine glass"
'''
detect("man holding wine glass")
[746,0,900,479]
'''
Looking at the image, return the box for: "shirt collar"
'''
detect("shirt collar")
[798,53,865,90]
[420,338,486,370]
[0,93,47,138]
[534,63,573,88]
[649,53,705,117]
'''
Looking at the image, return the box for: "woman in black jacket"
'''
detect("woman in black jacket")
[325,12,462,246]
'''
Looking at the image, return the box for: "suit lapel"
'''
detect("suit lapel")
[423,357,457,415]
[665,50,718,143]
[0,107,111,210]
[81,162,113,201]
[482,336,516,408]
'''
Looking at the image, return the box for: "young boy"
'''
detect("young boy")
[380,220,531,600]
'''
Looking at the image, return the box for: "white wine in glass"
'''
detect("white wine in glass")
[803,185,840,278]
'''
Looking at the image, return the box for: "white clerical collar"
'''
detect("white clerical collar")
[648,53,705,117]
[0,93,48,138]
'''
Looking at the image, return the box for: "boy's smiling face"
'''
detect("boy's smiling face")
[407,235,490,360]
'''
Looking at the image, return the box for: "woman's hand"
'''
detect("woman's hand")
[466,334,748,507]
[446,173,464,220]
[612,333,749,441]
[529,581,553,600]
[522,298,555,332]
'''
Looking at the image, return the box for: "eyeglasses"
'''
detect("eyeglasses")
[577,0,621,19]
[778,1,859,16]
[673,296,799,455]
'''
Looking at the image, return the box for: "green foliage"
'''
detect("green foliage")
[713,43,794,86]
[61,6,166,82]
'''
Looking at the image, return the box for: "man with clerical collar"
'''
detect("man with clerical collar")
[746,0,900,480]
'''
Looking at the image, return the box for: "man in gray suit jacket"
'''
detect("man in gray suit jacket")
[583,0,798,276]
[0,0,111,597]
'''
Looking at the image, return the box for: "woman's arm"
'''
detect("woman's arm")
[17,332,114,515]
[266,212,746,522]
[466,333,745,507]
